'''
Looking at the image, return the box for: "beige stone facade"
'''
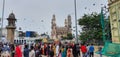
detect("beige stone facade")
[51,15,72,39]
[108,0,120,43]
[6,13,16,44]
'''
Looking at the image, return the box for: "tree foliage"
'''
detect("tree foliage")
[78,13,103,43]
[62,33,73,40]
[67,33,73,40]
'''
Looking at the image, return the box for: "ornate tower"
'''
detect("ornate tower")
[6,13,16,44]
[51,14,57,39]
[67,15,72,28]
[67,15,72,33]
[64,19,68,27]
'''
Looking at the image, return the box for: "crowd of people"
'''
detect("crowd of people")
[0,42,95,57]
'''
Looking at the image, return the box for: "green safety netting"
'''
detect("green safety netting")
[96,42,120,57]
[98,7,120,57]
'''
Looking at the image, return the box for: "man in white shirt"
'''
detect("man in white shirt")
[56,44,59,57]
[29,46,35,57]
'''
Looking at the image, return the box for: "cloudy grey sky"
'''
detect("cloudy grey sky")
[0,0,108,35]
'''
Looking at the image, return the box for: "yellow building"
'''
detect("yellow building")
[108,0,120,43]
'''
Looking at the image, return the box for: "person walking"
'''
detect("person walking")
[53,44,56,56]
[50,47,54,57]
[44,44,47,55]
[24,44,29,57]
[80,43,87,57]
[62,46,66,57]
[29,46,35,57]
[98,46,102,57]
[58,50,62,57]
[67,47,71,57]
[89,44,94,57]
[86,44,90,57]
[72,44,78,57]
[76,44,80,57]
[56,44,59,57]
[10,44,15,57]
[14,44,22,57]
[46,44,50,57]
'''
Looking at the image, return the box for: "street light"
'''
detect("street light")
[74,0,78,43]
[1,0,5,39]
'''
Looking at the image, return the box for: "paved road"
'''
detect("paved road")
[41,53,107,57]
[94,53,107,57]
[1,52,107,57]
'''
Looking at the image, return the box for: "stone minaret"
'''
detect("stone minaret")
[67,15,72,29]
[6,13,16,44]
[67,15,72,33]
[51,14,57,39]
[64,19,68,27]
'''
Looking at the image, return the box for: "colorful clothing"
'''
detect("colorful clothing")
[56,45,59,56]
[58,53,62,57]
[67,48,71,57]
[81,45,87,57]
[81,45,87,53]
[62,48,66,57]
[14,46,22,57]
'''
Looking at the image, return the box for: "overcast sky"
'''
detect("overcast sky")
[0,0,108,35]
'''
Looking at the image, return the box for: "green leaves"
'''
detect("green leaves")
[62,33,73,40]
[78,12,111,44]
[78,12,103,43]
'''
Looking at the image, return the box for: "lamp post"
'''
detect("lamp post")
[74,0,78,43]
[1,0,5,39]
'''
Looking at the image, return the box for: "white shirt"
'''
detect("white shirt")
[56,45,59,53]
[87,46,89,52]
[29,50,35,57]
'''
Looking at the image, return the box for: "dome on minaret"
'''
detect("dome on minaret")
[8,13,15,19]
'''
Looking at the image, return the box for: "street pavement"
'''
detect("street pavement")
[0,52,107,57]
[41,53,107,57]
[94,53,107,57]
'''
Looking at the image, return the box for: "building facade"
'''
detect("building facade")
[51,15,72,39]
[108,0,120,43]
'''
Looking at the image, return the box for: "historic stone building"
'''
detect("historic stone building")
[108,0,120,43]
[6,13,16,44]
[51,15,72,39]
